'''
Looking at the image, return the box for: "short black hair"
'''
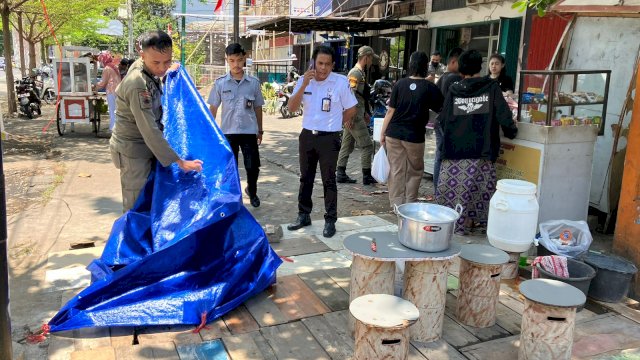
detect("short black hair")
[408,51,429,78]
[458,50,483,76]
[447,47,464,63]
[431,50,442,57]
[140,31,173,53]
[312,45,335,62]
[225,43,245,56]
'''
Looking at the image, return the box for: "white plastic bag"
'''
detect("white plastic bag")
[535,220,592,258]
[372,147,390,184]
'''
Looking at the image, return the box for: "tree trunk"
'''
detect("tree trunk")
[2,5,17,114]
[17,12,25,77]
[28,41,35,71]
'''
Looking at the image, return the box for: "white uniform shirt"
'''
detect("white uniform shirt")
[293,72,357,132]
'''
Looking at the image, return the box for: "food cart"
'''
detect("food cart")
[52,46,106,136]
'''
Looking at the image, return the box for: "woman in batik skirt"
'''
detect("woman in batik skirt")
[436,50,518,235]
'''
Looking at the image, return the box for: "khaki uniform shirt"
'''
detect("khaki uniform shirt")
[110,58,179,167]
[347,65,367,119]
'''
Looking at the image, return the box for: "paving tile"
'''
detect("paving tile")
[176,339,230,360]
[70,346,116,360]
[276,251,351,276]
[47,246,105,270]
[281,215,393,240]
[44,266,91,292]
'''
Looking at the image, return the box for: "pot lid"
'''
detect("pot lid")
[496,179,537,195]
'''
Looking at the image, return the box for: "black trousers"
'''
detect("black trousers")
[298,129,341,223]
[225,134,261,196]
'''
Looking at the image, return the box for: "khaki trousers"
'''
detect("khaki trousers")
[111,148,154,212]
[337,115,374,169]
[385,136,425,208]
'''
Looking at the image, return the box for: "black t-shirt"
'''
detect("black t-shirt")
[386,78,444,143]
[437,72,463,96]
[487,74,514,93]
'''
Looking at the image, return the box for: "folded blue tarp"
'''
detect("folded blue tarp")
[49,67,281,332]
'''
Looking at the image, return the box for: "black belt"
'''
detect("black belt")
[303,129,340,136]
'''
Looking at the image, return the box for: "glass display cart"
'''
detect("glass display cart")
[52,46,106,136]
[497,69,611,224]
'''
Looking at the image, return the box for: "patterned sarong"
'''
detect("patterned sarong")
[436,159,496,233]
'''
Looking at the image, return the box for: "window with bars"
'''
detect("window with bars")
[432,0,466,12]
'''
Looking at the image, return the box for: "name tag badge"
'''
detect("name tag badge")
[246,99,253,108]
[321,97,331,112]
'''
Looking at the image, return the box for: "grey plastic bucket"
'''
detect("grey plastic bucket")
[536,258,595,311]
[584,252,638,303]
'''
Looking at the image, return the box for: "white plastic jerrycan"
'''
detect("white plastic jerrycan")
[487,179,539,253]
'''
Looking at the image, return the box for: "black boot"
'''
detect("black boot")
[363,168,378,185]
[287,213,312,230]
[323,221,336,238]
[336,166,357,184]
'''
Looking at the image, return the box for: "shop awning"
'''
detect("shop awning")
[248,16,427,33]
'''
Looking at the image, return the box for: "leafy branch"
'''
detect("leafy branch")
[512,0,558,17]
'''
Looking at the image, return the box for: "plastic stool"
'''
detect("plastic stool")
[350,294,419,360]
[519,278,585,360]
[456,244,509,328]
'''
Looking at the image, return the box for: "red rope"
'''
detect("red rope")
[192,311,210,333]
[25,324,50,344]
[39,0,63,133]
[279,255,294,263]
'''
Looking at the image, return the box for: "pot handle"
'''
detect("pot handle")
[455,204,464,215]
[393,204,399,216]
[495,200,509,211]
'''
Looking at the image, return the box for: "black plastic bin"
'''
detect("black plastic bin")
[536,258,596,311]
[584,252,638,303]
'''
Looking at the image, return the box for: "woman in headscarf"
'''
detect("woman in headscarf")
[95,51,122,131]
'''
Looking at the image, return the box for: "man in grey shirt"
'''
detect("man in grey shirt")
[208,43,265,207]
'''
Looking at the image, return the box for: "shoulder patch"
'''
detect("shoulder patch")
[138,91,152,110]
[348,76,358,89]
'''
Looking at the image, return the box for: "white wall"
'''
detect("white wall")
[561,16,640,213]
[427,2,520,28]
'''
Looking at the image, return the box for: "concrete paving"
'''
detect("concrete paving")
[0,97,626,359]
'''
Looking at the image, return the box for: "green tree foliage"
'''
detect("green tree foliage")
[512,0,558,17]
[12,0,119,68]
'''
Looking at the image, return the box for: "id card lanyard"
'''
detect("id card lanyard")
[322,88,333,112]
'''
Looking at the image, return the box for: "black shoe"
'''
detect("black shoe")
[362,169,378,185]
[336,166,357,184]
[287,213,311,230]
[244,187,260,208]
[323,222,336,238]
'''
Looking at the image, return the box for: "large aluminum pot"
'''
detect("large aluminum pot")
[395,203,463,252]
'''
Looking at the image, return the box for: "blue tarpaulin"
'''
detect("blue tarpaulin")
[48,67,281,332]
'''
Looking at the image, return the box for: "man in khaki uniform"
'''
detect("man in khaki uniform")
[110,30,203,212]
[336,46,377,185]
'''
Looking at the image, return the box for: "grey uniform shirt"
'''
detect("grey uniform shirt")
[208,73,265,134]
[110,58,179,167]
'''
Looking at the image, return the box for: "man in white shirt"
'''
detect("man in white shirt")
[286,45,357,238]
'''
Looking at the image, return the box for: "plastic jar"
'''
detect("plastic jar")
[487,179,539,253]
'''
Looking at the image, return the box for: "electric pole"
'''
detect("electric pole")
[234,0,239,43]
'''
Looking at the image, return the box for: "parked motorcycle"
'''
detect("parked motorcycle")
[368,79,392,132]
[15,76,42,119]
[32,67,56,104]
[277,80,303,119]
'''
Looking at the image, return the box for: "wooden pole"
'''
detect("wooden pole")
[613,60,640,297]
